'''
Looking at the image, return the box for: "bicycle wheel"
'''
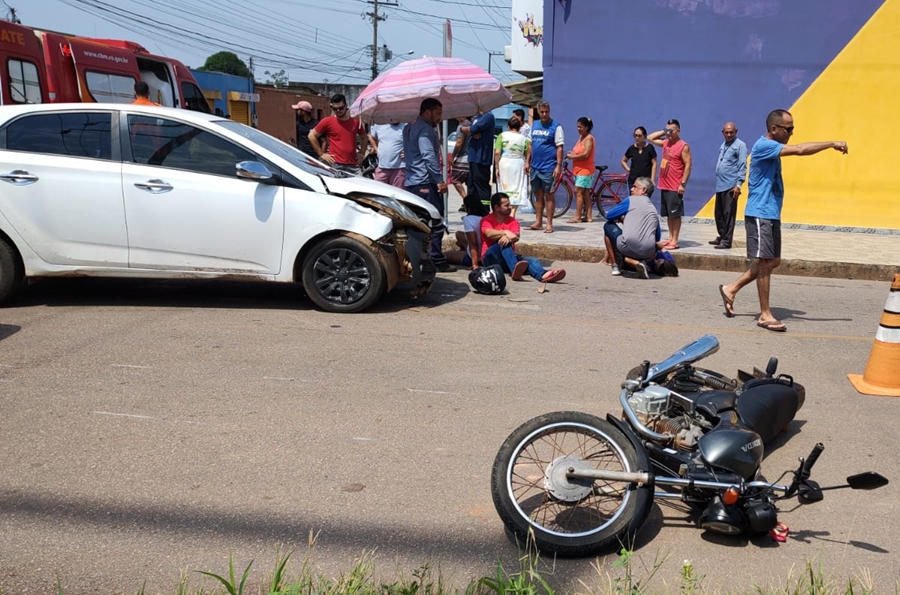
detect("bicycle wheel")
[596,179,629,219]
[530,179,573,219]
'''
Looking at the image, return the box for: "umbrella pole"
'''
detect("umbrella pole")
[441,119,449,229]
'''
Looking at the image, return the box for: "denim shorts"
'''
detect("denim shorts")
[530,169,555,192]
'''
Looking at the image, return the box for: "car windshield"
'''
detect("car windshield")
[212,120,339,178]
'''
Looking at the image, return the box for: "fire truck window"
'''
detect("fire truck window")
[5,112,112,159]
[85,71,135,103]
[181,82,212,113]
[128,115,254,177]
[8,59,42,104]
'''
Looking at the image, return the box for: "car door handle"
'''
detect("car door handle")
[0,170,39,185]
[134,179,173,194]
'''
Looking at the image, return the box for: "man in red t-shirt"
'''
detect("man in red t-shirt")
[309,93,368,175]
[648,118,692,249]
[480,193,566,283]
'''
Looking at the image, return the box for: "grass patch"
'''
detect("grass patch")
[47,545,896,595]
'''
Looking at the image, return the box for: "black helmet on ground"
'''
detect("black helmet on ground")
[468,264,506,295]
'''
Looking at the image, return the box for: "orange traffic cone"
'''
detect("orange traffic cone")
[848,273,900,397]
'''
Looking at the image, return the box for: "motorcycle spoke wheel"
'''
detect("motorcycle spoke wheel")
[510,426,630,534]
[491,412,652,557]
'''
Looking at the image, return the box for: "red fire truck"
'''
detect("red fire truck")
[1,20,210,112]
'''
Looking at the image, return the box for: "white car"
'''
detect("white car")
[0,103,441,313]
[446,131,458,154]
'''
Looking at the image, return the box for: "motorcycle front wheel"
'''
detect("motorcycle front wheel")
[491,411,653,557]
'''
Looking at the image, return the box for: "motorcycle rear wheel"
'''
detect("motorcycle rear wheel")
[491,411,653,557]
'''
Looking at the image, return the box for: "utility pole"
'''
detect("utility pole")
[365,0,398,80]
[487,51,504,75]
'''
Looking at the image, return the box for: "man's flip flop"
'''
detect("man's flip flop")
[525,224,542,231]
[757,320,787,332]
[511,261,529,281]
[718,285,734,318]
[543,269,566,283]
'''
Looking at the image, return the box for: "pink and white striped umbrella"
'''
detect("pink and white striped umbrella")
[350,57,513,124]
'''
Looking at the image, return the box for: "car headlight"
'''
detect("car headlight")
[363,194,421,223]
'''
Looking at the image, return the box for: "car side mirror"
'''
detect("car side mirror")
[236,161,273,181]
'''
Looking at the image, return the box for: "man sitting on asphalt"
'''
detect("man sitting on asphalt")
[603,177,668,278]
[480,193,566,284]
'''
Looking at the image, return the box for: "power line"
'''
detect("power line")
[54,0,373,76]
[27,0,515,84]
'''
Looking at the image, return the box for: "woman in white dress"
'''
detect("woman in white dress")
[493,116,529,218]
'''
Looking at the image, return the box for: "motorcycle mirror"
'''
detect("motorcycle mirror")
[847,472,889,490]
[766,357,778,378]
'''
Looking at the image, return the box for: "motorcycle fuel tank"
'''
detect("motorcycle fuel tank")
[698,422,764,479]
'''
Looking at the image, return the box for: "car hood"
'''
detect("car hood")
[321,175,441,220]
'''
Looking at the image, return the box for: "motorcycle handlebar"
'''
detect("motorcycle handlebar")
[800,443,824,479]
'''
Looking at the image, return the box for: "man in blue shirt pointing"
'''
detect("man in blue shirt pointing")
[718,109,847,332]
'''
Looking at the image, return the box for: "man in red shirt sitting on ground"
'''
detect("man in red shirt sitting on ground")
[480,193,566,283]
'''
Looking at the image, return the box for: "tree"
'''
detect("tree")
[198,52,252,78]
[264,69,289,87]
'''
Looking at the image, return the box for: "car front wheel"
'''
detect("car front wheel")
[301,236,386,313]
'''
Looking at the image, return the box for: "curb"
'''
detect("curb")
[442,239,898,282]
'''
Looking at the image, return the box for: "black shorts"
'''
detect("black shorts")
[745,215,781,259]
[659,190,683,217]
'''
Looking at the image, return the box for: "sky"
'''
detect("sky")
[9,0,518,87]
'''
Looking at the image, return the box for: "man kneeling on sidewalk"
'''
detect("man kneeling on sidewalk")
[604,177,669,278]
[480,193,567,283]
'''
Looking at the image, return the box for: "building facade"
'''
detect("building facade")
[255,86,329,145]
[541,0,900,229]
[189,69,257,126]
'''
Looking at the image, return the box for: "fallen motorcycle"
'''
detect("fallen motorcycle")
[490,335,888,557]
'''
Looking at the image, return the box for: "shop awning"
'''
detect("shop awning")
[504,77,543,107]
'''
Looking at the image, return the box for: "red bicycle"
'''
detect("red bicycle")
[528,161,629,219]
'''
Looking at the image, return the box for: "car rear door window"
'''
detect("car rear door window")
[4,112,112,159]
[127,115,255,177]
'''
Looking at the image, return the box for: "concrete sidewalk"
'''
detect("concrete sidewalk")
[442,188,900,281]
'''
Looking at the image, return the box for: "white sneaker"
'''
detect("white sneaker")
[611,265,621,276]
[636,262,650,279]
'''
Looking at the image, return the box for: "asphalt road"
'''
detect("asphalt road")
[1,265,897,594]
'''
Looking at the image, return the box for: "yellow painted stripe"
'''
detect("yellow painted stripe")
[780,0,900,229]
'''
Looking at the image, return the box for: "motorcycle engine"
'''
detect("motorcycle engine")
[627,385,706,450]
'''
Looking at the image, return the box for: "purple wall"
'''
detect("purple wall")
[543,0,883,215]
